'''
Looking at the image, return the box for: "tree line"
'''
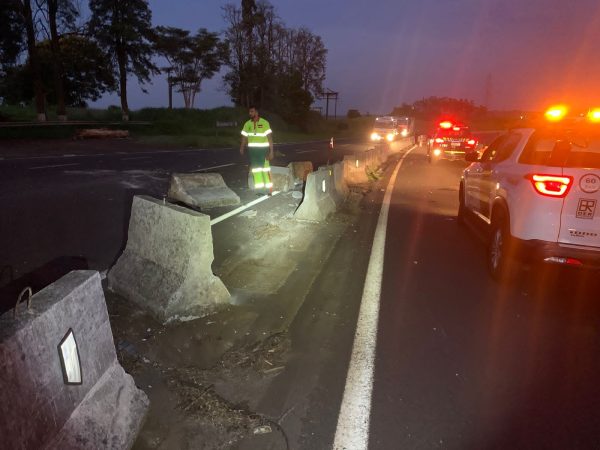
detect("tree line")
[0,0,327,124]
[391,97,487,121]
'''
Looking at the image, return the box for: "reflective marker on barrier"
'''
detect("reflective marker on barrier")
[322,180,327,193]
[356,160,359,168]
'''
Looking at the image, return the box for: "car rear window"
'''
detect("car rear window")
[518,126,600,168]
[437,129,470,138]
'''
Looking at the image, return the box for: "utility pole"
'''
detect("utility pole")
[319,88,339,120]
[164,66,174,109]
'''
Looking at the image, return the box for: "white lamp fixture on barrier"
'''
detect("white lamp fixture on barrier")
[58,328,82,385]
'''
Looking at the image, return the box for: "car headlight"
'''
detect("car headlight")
[371,132,380,141]
[386,133,394,142]
[401,129,408,137]
[433,149,442,157]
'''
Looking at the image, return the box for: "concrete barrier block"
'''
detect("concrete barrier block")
[247,166,294,192]
[0,271,148,450]
[332,161,349,198]
[390,136,415,154]
[168,172,240,210]
[108,195,230,323]
[318,165,346,205]
[343,154,369,185]
[288,161,314,184]
[294,167,340,222]
[365,148,383,170]
[270,166,295,192]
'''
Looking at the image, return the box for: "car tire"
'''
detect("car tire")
[488,212,512,281]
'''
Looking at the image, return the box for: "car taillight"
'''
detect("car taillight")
[467,139,476,145]
[435,138,444,143]
[528,174,573,198]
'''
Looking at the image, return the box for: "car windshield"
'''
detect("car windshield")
[518,125,600,168]
[375,122,396,129]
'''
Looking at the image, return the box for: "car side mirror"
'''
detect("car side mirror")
[465,152,479,162]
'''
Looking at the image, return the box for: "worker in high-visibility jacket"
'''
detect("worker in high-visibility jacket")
[240,106,274,193]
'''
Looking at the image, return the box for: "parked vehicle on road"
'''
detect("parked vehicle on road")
[370,116,400,143]
[428,121,479,163]
[459,106,600,279]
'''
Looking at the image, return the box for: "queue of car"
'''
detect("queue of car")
[454,106,600,280]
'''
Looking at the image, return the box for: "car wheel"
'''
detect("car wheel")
[488,213,511,280]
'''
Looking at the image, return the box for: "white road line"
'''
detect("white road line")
[29,162,80,170]
[193,163,237,173]
[210,191,281,226]
[122,156,152,161]
[297,149,318,154]
[333,146,417,450]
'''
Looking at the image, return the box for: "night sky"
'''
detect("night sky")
[90,0,600,114]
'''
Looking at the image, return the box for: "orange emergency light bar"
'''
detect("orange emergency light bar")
[545,105,568,122]
[588,108,600,123]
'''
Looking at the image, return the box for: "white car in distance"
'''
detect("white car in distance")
[459,106,600,280]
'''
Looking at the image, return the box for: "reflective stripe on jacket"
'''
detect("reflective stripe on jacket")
[241,118,272,147]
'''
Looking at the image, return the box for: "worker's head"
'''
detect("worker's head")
[248,105,259,121]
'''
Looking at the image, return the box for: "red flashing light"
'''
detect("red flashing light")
[435,138,444,143]
[528,174,573,198]
[439,121,453,129]
[467,139,477,146]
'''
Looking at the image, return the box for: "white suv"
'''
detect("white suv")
[459,117,600,279]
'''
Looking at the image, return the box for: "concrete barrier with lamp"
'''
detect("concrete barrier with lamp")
[0,271,148,450]
[294,165,345,222]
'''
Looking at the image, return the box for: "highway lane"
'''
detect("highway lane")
[368,145,600,449]
[0,139,374,287]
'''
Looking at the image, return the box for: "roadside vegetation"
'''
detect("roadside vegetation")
[0,105,374,146]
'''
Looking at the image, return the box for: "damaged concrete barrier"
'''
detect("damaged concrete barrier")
[294,165,346,222]
[168,172,240,210]
[0,271,148,450]
[288,161,314,185]
[343,153,369,185]
[332,161,349,199]
[270,166,295,192]
[247,165,295,192]
[108,195,230,323]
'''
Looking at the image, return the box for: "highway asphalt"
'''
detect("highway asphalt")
[0,139,364,286]
[3,135,597,449]
[233,144,600,449]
